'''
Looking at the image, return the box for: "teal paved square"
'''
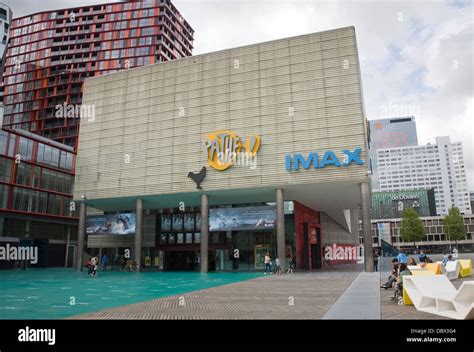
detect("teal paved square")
[0,269,260,319]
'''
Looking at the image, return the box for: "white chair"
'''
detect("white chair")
[403,275,474,320]
[437,261,461,280]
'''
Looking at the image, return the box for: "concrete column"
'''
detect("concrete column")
[276,189,286,271]
[76,201,87,271]
[200,194,209,273]
[135,198,143,272]
[360,182,374,272]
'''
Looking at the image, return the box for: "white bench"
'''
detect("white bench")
[408,265,428,272]
[403,275,474,320]
[436,261,461,280]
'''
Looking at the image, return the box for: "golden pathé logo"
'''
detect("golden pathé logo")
[204,130,261,171]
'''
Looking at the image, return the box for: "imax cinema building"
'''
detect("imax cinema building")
[73,27,374,272]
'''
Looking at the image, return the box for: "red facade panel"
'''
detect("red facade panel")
[294,201,322,270]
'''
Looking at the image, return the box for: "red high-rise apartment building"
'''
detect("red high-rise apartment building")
[2,0,193,147]
[0,0,193,267]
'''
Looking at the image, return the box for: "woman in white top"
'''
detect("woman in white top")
[264,254,271,275]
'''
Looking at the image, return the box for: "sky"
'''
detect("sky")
[4,0,474,189]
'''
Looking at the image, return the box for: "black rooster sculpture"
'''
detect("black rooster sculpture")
[188,166,206,189]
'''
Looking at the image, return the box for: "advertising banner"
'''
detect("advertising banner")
[86,213,136,235]
[209,206,276,232]
[377,222,391,244]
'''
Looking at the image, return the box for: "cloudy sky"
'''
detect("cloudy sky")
[5,0,474,189]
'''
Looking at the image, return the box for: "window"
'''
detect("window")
[32,166,40,187]
[51,148,60,167]
[37,144,45,163]
[43,145,52,165]
[0,130,7,154]
[38,191,47,213]
[18,137,33,161]
[0,157,12,182]
[16,163,33,186]
[0,185,8,208]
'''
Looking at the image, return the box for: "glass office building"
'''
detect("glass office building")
[368,117,418,191]
[0,128,76,268]
[0,0,194,267]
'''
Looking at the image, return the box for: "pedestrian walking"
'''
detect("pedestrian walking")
[264,253,271,275]
[373,250,379,272]
[101,253,109,271]
[274,257,282,275]
[91,256,98,277]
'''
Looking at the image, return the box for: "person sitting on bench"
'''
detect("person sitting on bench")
[392,263,411,300]
[381,258,399,289]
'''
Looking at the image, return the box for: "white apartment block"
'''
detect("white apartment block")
[377,136,471,215]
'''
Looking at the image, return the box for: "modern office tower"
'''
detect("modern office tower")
[376,136,471,216]
[0,2,12,105]
[0,2,12,80]
[0,0,193,267]
[470,191,474,212]
[0,128,76,268]
[2,0,194,147]
[368,117,418,190]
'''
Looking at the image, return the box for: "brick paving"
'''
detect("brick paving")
[68,260,473,320]
[69,268,361,320]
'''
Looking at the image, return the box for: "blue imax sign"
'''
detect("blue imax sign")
[285,148,364,172]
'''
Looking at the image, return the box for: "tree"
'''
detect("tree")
[400,208,425,248]
[443,207,466,248]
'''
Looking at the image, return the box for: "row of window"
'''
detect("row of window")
[12,0,161,31]
[0,157,74,194]
[366,233,472,243]
[0,184,73,217]
[103,45,152,59]
[0,131,74,171]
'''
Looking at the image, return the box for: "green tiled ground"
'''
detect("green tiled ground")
[0,269,260,319]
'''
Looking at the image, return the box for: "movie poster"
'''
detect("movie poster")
[172,213,183,232]
[209,206,276,232]
[160,234,167,244]
[169,234,176,245]
[161,214,171,232]
[196,213,201,229]
[86,213,136,235]
[186,233,193,244]
[184,213,195,231]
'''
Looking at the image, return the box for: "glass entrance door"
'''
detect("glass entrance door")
[230,230,276,271]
